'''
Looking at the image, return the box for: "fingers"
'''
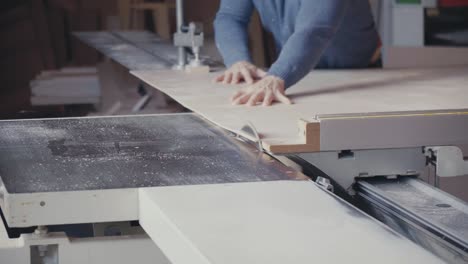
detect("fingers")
[216,70,253,85]
[256,68,267,78]
[274,90,292,105]
[232,91,291,106]
[262,91,274,107]
[217,62,266,86]
[240,68,254,84]
[232,72,241,84]
[223,72,233,84]
[231,90,244,102]
[232,93,252,105]
[214,73,225,83]
[229,75,290,107]
[247,92,264,106]
[233,91,289,107]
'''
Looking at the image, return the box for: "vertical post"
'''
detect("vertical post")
[176,0,186,68]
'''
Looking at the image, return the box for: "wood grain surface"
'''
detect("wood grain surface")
[132,67,468,153]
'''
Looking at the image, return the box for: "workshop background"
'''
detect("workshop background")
[0,0,468,202]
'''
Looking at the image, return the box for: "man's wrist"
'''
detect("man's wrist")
[266,74,285,85]
[268,64,293,89]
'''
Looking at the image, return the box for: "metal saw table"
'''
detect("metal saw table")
[0,114,445,264]
[0,114,302,226]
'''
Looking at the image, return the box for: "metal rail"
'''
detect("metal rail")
[356,177,468,264]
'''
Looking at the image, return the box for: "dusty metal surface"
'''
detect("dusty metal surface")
[0,114,304,194]
[74,31,174,70]
[75,31,222,71]
[113,31,179,64]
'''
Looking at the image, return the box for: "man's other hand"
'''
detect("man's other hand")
[231,76,292,107]
[215,61,267,85]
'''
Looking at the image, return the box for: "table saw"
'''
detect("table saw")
[1,31,468,264]
[0,113,460,264]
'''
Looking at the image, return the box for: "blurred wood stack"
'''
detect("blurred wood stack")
[0,0,117,118]
[30,67,100,106]
[119,0,176,39]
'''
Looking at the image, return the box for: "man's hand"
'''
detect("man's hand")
[231,76,292,106]
[215,61,267,85]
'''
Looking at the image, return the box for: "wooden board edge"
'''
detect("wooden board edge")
[299,119,320,148]
[264,143,320,154]
[262,119,321,154]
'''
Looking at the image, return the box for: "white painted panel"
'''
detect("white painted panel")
[4,188,138,228]
[392,6,424,46]
[139,181,444,264]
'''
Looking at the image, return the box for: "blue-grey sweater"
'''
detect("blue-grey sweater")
[214,0,380,88]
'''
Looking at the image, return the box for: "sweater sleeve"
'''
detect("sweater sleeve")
[214,0,254,67]
[268,0,349,88]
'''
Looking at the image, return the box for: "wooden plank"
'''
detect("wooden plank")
[300,120,320,148]
[131,67,468,154]
[29,0,56,69]
[152,5,172,40]
[31,96,100,105]
[129,3,175,40]
[267,120,321,154]
[34,68,97,80]
[31,75,100,95]
[47,2,68,68]
[69,8,100,65]
[118,0,132,30]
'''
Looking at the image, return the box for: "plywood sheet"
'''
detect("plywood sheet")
[139,181,444,264]
[132,67,468,153]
